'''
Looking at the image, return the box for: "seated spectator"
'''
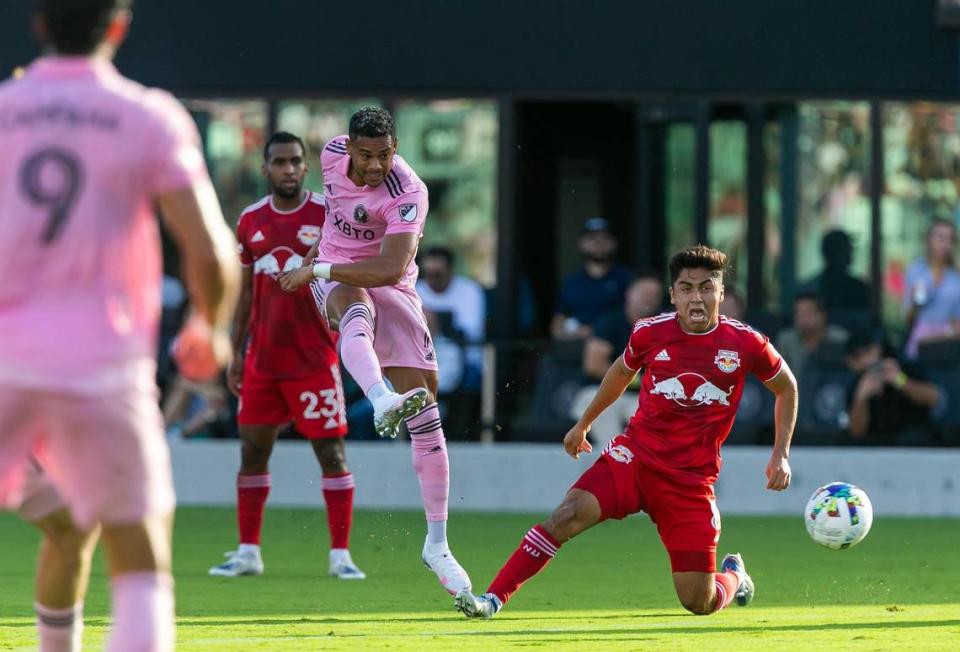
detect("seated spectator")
[162,375,231,440]
[843,333,941,446]
[551,217,632,340]
[903,218,960,359]
[416,246,486,389]
[799,230,872,333]
[572,272,665,442]
[776,292,848,391]
[719,286,745,321]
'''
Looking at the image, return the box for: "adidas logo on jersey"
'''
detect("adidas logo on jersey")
[251,230,266,242]
[655,349,671,361]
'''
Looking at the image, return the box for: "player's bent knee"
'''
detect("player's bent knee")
[678,593,714,615]
[544,491,600,541]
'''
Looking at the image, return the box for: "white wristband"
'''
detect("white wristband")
[312,262,332,280]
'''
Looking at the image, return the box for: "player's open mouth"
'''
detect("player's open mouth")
[689,308,706,321]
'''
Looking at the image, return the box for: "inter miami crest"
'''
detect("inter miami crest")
[354,204,369,223]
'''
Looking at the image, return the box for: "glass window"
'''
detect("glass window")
[182,99,268,225]
[708,121,748,297]
[276,99,379,195]
[796,102,872,288]
[664,124,696,263]
[763,120,783,311]
[394,100,498,286]
[882,102,960,329]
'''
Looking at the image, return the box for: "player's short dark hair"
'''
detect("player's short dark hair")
[423,246,455,268]
[36,0,130,55]
[668,245,727,284]
[794,290,825,312]
[263,131,306,161]
[349,106,396,140]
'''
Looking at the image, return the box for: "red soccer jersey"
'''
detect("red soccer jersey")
[236,192,338,378]
[621,313,783,485]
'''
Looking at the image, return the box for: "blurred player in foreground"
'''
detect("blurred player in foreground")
[455,245,797,618]
[0,1,240,650]
[279,107,470,596]
[209,132,364,580]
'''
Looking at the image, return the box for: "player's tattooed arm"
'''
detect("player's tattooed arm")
[762,362,798,491]
[280,233,418,290]
[564,357,638,459]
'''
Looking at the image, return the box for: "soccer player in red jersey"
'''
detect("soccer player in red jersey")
[208,132,364,580]
[456,245,798,618]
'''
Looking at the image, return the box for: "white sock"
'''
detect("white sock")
[237,543,261,557]
[35,602,82,652]
[368,382,390,402]
[329,548,351,563]
[426,520,447,545]
[107,572,174,652]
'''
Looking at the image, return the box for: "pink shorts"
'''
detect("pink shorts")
[0,385,175,530]
[310,280,439,371]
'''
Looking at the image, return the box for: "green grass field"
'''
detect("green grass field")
[1,507,958,650]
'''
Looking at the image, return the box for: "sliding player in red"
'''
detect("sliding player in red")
[456,245,797,617]
[209,132,363,580]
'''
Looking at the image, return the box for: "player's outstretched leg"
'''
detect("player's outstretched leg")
[456,489,601,618]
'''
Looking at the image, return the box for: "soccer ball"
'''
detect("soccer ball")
[804,482,873,550]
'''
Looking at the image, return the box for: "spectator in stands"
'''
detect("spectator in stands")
[776,292,849,391]
[572,272,665,441]
[551,217,632,339]
[903,218,960,359]
[719,286,746,321]
[417,246,486,390]
[844,333,941,446]
[799,230,872,333]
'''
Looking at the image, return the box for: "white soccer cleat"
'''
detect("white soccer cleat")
[329,549,366,580]
[720,552,755,606]
[422,538,472,595]
[372,388,429,439]
[454,589,502,619]
[208,549,264,577]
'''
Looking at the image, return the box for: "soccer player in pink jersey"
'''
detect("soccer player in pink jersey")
[279,107,471,595]
[0,2,240,650]
[455,246,798,618]
[208,132,364,580]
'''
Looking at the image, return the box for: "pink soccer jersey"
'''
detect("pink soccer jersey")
[317,135,429,290]
[0,57,209,394]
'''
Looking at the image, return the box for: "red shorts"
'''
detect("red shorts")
[237,361,348,439]
[572,435,720,573]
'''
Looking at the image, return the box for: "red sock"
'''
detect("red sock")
[237,474,271,545]
[487,525,561,605]
[712,570,740,612]
[322,472,355,550]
